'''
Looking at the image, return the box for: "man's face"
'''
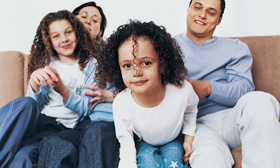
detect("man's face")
[186,0,222,42]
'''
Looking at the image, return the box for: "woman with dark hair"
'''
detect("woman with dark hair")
[73,1,107,40]
[74,2,120,168]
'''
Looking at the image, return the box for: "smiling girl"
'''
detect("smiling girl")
[0,10,102,167]
[95,20,199,168]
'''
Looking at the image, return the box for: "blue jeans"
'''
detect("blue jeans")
[37,121,119,168]
[136,134,188,168]
[78,121,119,168]
[0,97,40,168]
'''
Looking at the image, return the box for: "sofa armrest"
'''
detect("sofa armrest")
[0,51,28,107]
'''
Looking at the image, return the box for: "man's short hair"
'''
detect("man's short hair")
[189,0,226,17]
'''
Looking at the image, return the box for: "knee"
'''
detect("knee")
[190,143,233,168]
[137,148,160,168]
[137,147,157,159]
[14,97,39,116]
[240,91,278,106]
[238,91,279,118]
[83,121,116,140]
[163,146,183,156]
[20,97,39,111]
[41,136,69,148]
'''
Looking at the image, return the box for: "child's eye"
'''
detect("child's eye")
[124,64,131,68]
[52,35,59,39]
[143,61,151,66]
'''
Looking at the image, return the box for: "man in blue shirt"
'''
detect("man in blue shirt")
[174,0,280,167]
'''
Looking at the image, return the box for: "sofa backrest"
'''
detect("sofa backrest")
[0,51,28,107]
[237,35,280,102]
[0,36,279,108]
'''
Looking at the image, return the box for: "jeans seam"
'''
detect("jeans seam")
[0,99,16,133]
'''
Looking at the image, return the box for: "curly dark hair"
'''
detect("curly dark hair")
[95,20,188,92]
[27,10,96,80]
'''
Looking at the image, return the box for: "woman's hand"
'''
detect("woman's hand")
[29,66,59,93]
[84,85,115,111]
[183,135,194,164]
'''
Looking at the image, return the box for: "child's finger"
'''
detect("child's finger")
[44,66,59,81]
[183,155,189,163]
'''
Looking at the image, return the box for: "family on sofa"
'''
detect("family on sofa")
[1,0,280,168]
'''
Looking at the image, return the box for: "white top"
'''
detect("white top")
[40,59,85,128]
[113,81,199,168]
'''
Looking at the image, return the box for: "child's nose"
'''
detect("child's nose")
[61,35,69,42]
[133,65,143,76]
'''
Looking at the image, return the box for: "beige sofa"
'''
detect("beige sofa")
[0,35,280,167]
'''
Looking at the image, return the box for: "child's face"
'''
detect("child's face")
[118,36,163,95]
[49,19,77,63]
[76,6,102,39]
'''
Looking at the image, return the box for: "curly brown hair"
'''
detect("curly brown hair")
[95,20,188,92]
[27,10,96,80]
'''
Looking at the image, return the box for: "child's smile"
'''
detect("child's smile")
[118,36,164,98]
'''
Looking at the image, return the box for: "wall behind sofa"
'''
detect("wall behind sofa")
[0,0,279,54]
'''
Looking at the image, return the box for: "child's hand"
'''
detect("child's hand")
[30,66,59,93]
[44,66,70,102]
[84,85,115,111]
[183,135,194,164]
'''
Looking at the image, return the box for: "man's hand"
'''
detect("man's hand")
[188,79,211,100]
[84,85,115,111]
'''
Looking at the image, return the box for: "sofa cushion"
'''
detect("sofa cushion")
[0,51,27,107]
[238,35,280,102]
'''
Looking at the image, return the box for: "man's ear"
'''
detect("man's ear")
[217,16,223,25]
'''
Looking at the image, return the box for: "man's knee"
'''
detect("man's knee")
[190,143,233,168]
[239,91,278,107]
[237,91,279,119]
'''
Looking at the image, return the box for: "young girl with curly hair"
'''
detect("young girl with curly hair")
[0,10,110,167]
[95,20,199,168]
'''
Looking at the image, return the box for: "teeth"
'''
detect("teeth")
[195,20,205,25]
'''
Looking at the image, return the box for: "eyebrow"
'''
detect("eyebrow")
[194,2,218,12]
[50,27,72,35]
[79,11,100,18]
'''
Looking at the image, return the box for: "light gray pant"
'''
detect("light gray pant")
[189,91,280,168]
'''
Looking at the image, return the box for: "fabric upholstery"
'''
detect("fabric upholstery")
[0,51,27,107]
